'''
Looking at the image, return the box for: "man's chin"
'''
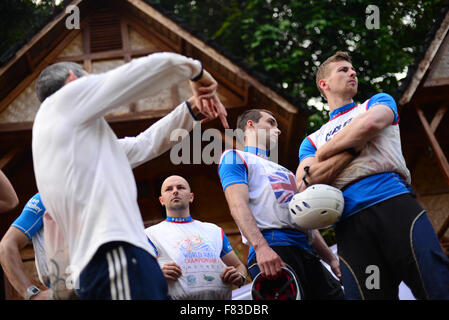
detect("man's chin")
[167,203,188,211]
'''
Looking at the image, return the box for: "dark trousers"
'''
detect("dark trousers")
[76,241,169,300]
[336,193,449,300]
[248,245,345,300]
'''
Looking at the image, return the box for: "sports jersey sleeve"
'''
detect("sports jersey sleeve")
[58,52,202,126]
[367,93,399,124]
[11,193,45,241]
[298,137,317,163]
[220,230,233,258]
[218,150,248,191]
[118,101,198,169]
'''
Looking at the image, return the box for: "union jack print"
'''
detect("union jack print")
[268,171,297,204]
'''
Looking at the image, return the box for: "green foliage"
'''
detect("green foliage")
[0,0,64,60]
[148,0,448,133]
[2,0,448,134]
[320,226,337,246]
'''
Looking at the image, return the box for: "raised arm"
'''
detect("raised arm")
[60,53,203,125]
[118,97,199,168]
[0,170,19,213]
[224,183,285,279]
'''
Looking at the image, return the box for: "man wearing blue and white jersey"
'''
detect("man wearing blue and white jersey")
[219,109,344,300]
[145,175,247,300]
[297,51,449,299]
[0,193,49,299]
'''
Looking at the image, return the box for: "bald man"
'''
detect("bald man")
[145,175,248,300]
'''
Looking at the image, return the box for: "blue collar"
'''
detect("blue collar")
[244,146,269,159]
[165,216,193,223]
[329,101,357,120]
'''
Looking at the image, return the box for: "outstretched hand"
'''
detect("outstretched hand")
[189,70,229,129]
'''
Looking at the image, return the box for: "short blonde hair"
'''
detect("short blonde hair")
[316,51,352,99]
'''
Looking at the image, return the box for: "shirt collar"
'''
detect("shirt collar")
[165,216,193,223]
[329,101,357,120]
[244,146,269,159]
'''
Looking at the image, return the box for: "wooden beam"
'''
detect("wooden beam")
[104,108,174,123]
[438,215,449,239]
[0,0,84,78]
[430,102,448,133]
[0,29,82,115]
[82,19,92,73]
[56,48,159,63]
[120,20,131,62]
[415,104,449,184]
[399,10,449,106]
[120,11,178,52]
[282,112,296,165]
[0,148,22,170]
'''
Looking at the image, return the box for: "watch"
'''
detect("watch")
[238,272,247,288]
[25,285,40,300]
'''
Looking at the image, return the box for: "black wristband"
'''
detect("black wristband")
[345,147,361,156]
[302,166,311,187]
[185,100,199,121]
[302,175,310,188]
[190,61,203,82]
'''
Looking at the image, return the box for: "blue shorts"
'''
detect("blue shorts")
[76,241,168,300]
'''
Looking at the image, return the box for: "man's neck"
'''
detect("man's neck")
[327,95,354,112]
[243,143,269,159]
[166,210,190,219]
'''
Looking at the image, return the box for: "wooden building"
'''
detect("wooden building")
[398,8,449,254]
[0,0,310,299]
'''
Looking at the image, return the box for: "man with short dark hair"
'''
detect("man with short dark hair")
[32,52,229,299]
[297,51,449,299]
[218,109,344,300]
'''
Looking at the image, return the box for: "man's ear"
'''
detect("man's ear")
[159,196,165,207]
[65,70,78,84]
[247,120,254,129]
[189,193,194,203]
[318,79,328,92]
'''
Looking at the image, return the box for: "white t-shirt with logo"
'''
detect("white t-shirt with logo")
[145,218,233,300]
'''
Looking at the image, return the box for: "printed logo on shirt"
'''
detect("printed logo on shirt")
[325,118,353,141]
[176,235,220,265]
[187,275,197,286]
[26,198,44,215]
[203,275,215,282]
[268,171,297,205]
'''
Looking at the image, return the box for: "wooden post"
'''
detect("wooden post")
[415,104,449,238]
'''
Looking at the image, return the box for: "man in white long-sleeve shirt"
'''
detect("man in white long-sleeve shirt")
[32,52,228,300]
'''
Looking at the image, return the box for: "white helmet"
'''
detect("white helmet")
[288,184,344,229]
